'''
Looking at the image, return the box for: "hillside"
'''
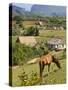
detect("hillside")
[31,5,66,16]
[9,4,66,18]
[9,4,30,18]
[9,4,40,19]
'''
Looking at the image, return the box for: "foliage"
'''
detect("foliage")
[23,26,39,36]
[12,43,37,66]
[11,16,66,36]
[12,26,39,36]
[19,69,39,86]
[62,49,66,59]
[13,16,23,21]
[12,41,49,66]
[18,69,28,86]
[11,16,25,36]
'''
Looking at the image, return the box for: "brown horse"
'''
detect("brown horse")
[39,53,61,82]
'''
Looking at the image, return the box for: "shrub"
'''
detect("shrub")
[12,43,40,66]
[12,43,25,65]
[12,41,49,66]
[13,16,23,22]
[23,26,39,36]
[18,69,28,86]
[18,69,39,86]
[62,49,66,59]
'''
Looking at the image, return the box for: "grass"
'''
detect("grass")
[39,30,66,38]
[11,58,66,86]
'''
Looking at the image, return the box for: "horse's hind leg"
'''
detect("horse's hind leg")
[39,61,42,79]
[56,61,61,69]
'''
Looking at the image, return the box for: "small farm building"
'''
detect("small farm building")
[47,38,66,51]
[16,36,37,46]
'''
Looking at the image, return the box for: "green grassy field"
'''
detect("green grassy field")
[39,30,66,38]
[11,58,66,86]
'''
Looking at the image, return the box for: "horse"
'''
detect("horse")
[39,53,61,82]
[27,53,61,83]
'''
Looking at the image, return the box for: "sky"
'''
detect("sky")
[13,3,33,11]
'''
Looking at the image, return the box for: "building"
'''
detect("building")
[16,36,37,46]
[47,38,66,51]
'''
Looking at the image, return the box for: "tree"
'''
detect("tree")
[23,26,39,36]
[13,16,23,21]
[35,26,39,36]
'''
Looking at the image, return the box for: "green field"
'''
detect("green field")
[39,30,66,38]
[11,58,66,86]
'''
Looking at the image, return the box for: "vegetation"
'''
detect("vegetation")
[19,69,39,86]
[10,16,66,36]
[12,42,49,66]
[9,15,66,86]
[12,16,23,21]
[11,27,66,66]
[11,58,66,86]
[23,26,39,36]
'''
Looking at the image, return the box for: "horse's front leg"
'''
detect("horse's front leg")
[39,61,42,80]
[39,61,45,84]
[48,63,51,72]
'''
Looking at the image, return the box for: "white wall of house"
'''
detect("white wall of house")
[55,44,66,50]
[48,44,66,50]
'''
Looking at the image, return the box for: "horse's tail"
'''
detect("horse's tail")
[27,57,40,65]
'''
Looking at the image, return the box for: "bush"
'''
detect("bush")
[12,41,49,66]
[62,49,66,59]
[12,43,40,66]
[23,26,39,36]
[12,43,25,65]
[13,16,23,22]
[18,69,28,86]
[18,69,39,86]
[12,28,22,36]
[35,42,49,56]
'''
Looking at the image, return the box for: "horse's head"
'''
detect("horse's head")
[52,56,61,69]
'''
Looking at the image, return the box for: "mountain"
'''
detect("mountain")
[9,4,27,17]
[9,4,37,18]
[9,4,66,19]
[31,5,66,16]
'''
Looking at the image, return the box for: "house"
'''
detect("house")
[16,36,37,46]
[59,26,64,30]
[35,21,43,26]
[47,38,66,51]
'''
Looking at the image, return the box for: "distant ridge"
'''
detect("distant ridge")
[31,5,66,16]
[9,4,26,17]
[9,4,66,17]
